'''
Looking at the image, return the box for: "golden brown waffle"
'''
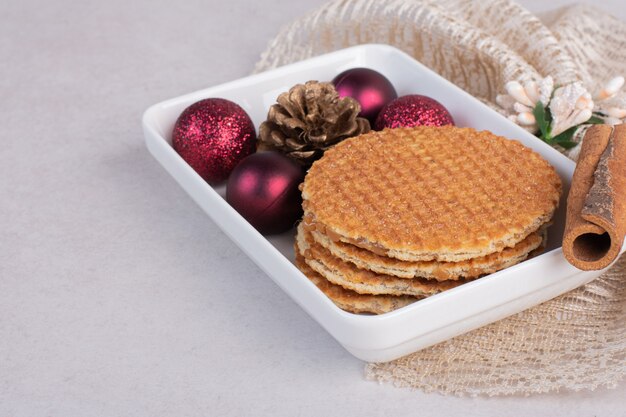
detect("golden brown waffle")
[528,228,548,259]
[296,225,465,296]
[294,251,418,314]
[309,228,544,280]
[301,126,561,262]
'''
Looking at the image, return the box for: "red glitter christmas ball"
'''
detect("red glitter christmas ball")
[226,152,305,235]
[332,68,397,126]
[173,98,256,184]
[375,94,454,130]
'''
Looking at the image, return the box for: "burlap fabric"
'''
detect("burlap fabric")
[254,0,626,396]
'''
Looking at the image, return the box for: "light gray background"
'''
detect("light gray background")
[1,1,625,416]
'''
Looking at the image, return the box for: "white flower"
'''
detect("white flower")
[496,76,554,133]
[516,112,536,126]
[604,116,623,126]
[549,82,594,137]
[505,81,534,107]
[607,107,626,119]
[538,77,554,107]
[498,75,626,141]
[564,125,592,162]
[595,76,624,100]
[594,77,626,126]
[597,106,626,126]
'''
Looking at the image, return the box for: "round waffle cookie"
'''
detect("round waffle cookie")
[296,225,465,296]
[301,126,562,262]
[309,228,545,280]
[294,250,419,314]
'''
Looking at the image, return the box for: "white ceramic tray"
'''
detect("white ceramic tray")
[142,44,619,362]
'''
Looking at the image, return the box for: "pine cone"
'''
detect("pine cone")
[258,80,371,166]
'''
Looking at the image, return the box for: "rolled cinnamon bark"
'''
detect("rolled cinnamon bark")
[563,124,626,270]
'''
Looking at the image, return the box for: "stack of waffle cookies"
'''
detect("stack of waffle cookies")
[295,126,562,314]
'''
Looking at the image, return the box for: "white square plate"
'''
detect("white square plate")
[142,44,616,362]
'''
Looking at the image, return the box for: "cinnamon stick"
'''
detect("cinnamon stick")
[563,124,626,270]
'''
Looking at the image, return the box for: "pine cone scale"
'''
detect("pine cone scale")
[285,137,307,150]
[290,150,318,160]
[259,80,371,167]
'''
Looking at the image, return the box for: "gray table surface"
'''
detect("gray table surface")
[2,0,625,416]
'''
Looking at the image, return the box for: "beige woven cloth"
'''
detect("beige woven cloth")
[254,0,626,396]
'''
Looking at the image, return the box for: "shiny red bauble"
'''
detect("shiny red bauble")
[173,98,256,184]
[226,152,305,235]
[332,68,397,126]
[375,94,454,130]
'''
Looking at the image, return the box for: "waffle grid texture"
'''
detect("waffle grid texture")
[297,225,462,297]
[294,251,417,314]
[310,227,544,280]
[302,126,561,262]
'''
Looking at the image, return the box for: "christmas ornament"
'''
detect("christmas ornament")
[226,152,305,235]
[375,94,454,130]
[173,98,256,184]
[258,81,370,167]
[332,67,398,125]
